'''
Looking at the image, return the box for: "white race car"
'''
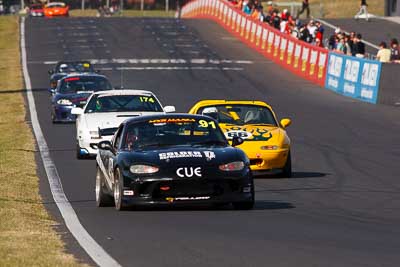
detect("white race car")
[71,89,175,159]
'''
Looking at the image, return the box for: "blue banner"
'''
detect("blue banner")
[325,53,382,104]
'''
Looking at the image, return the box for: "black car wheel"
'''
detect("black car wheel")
[51,112,57,124]
[95,166,113,207]
[114,167,127,211]
[279,151,292,178]
[232,182,255,210]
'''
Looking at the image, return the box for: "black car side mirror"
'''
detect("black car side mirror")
[231,136,244,147]
[98,140,113,151]
[48,70,54,75]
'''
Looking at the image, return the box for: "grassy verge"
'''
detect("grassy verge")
[0,16,87,266]
[264,0,384,18]
[70,9,175,17]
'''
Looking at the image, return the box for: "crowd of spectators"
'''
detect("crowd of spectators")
[231,0,325,47]
[228,0,400,63]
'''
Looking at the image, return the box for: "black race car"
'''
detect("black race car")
[48,61,96,89]
[96,114,254,210]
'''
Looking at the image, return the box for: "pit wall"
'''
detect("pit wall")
[180,0,385,105]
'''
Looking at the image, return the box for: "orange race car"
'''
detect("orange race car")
[189,100,292,177]
[43,2,69,17]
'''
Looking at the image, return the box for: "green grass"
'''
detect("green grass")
[70,9,176,17]
[0,16,87,267]
[264,0,384,18]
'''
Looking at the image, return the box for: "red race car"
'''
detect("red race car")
[29,3,44,17]
[43,2,69,17]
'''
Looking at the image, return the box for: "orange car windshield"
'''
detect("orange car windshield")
[47,3,65,8]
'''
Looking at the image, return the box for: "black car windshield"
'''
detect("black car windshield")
[58,76,112,94]
[122,117,227,150]
[197,104,277,126]
[85,94,163,113]
[56,62,94,73]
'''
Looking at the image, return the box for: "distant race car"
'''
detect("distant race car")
[72,89,176,159]
[43,2,69,17]
[95,114,254,210]
[51,73,113,123]
[189,100,292,177]
[48,61,96,89]
[29,3,44,17]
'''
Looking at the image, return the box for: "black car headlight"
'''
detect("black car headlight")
[130,164,159,174]
[219,161,245,171]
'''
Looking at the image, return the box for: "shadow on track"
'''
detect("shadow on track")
[254,171,329,180]
[0,88,49,94]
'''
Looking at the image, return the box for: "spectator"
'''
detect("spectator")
[355,0,369,21]
[328,28,341,50]
[352,33,366,58]
[390,38,400,63]
[297,0,310,19]
[235,0,243,10]
[243,2,252,15]
[307,20,318,39]
[266,1,274,15]
[315,21,324,43]
[271,11,281,30]
[335,37,346,54]
[291,20,301,39]
[376,42,391,63]
[299,24,312,43]
[344,34,353,55]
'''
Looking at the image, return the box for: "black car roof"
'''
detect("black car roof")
[124,113,214,125]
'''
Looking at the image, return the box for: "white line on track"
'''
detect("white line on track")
[35,58,254,65]
[113,66,244,71]
[20,17,121,267]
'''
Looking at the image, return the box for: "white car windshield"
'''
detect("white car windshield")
[85,94,163,113]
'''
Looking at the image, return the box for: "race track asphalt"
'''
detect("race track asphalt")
[25,17,400,267]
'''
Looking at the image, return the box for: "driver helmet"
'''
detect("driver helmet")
[59,63,69,72]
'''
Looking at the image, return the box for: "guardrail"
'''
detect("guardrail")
[179,0,394,105]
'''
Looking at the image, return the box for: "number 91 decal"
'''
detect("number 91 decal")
[198,120,216,129]
[225,130,252,140]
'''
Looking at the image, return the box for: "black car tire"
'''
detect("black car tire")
[51,112,57,124]
[232,182,255,210]
[279,151,292,178]
[95,166,113,207]
[114,167,127,211]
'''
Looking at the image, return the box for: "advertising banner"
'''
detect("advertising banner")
[326,53,382,103]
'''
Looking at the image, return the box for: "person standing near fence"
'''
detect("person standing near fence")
[355,0,369,21]
[297,0,310,19]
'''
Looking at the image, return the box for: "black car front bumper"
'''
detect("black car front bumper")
[119,173,253,206]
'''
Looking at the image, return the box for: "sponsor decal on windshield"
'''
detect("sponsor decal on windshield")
[149,118,196,124]
[159,151,202,160]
